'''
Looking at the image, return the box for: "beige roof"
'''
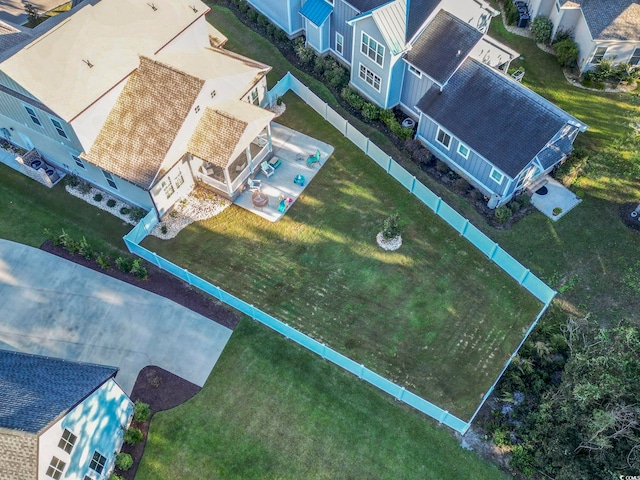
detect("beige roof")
[188,100,274,167]
[83,57,204,189]
[0,0,208,121]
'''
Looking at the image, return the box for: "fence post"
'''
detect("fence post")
[490,243,499,260]
[519,269,530,285]
[365,138,370,155]
[387,157,392,173]
[440,410,449,424]
[435,197,442,214]
[398,387,406,402]
[151,252,161,267]
[184,269,193,286]
[321,343,327,359]
[324,102,328,120]
[344,120,348,137]
[461,219,469,236]
[359,364,365,379]
[410,176,416,193]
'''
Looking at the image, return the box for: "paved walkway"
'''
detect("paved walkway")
[0,239,232,394]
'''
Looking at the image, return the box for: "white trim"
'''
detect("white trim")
[335,32,344,56]
[358,63,381,92]
[23,104,42,127]
[457,143,470,159]
[102,170,118,190]
[435,126,452,150]
[489,166,504,185]
[361,31,384,67]
[407,64,422,78]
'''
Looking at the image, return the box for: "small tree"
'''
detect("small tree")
[381,213,401,240]
[133,400,151,422]
[123,427,143,445]
[114,453,133,471]
[531,16,553,44]
[554,38,579,68]
[24,3,41,25]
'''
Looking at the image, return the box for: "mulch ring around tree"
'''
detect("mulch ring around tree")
[40,240,240,329]
[117,366,202,480]
[620,202,640,232]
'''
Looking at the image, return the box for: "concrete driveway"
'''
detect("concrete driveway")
[0,239,232,394]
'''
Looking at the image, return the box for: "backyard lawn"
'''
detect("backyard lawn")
[136,319,506,480]
[143,93,542,419]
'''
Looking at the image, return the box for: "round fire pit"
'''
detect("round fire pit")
[251,191,269,209]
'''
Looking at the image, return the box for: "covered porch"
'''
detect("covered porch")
[234,123,334,222]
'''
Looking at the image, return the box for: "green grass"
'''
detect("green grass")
[143,93,542,419]
[136,319,506,480]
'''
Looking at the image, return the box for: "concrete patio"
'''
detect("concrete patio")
[234,122,334,221]
[529,176,581,221]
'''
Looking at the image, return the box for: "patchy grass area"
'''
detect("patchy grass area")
[136,319,506,480]
[143,93,542,419]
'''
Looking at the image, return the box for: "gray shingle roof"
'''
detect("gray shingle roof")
[406,0,441,41]
[562,0,640,40]
[416,58,580,178]
[536,129,576,169]
[405,10,483,85]
[345,0,389,12]
[0,350,117,434]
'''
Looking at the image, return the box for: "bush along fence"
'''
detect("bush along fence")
[122,72,555,435]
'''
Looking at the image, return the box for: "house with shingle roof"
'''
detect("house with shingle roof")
[527,0,640,72]
[0,0,276,218]
[0,350,132,480]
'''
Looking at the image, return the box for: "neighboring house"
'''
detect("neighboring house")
[527,0,640,72]
[0,350,132,480]
[248,0,586,206]
[0,0,276,219]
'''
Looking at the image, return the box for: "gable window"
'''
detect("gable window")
[46,457,66,479]
[335,32,344,56]
[102,170,117,190]
[490,167,504,184]
[50,118,68,139]
[361,32,384,67]
[457,143,470,159]
[174,171,184,189]
[24,106,42,127]
[89,451,107,474]
[358,64,381,91]
[72,155,85,169]
[162,178,175,198]
[250,88,259,105]
[630,47,640,66]
[57,429,77,454]
[436,127,451,149]
[591,46,607,64]
[408,64,422,78]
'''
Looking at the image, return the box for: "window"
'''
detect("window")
[72,155,85,169]
[89,451,106,474]
[57,429,77,454]
[555,0,560,13]
[490,167,504,184]
[457,143,470,159]
[408,64,422,78]
[50,118,68,139]
[358,64,381,91]
[361,32,384,66]
[250,88,259,105]
[162,179,175,198]
[174,171,184,189]
[436,127,451,149]
[591,46,607,64]
[630,47,640,66]
[335,32,344,56]
[46,457,65,479]
[102,170,117,189]
[24,106,42,126]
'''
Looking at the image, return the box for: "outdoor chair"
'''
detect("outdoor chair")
[261,161,275,178]
[247,178,261,191]
[307,149,321,167]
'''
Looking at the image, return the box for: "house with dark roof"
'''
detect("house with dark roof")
[527,0,640,72]
[0,350,132,480]
[0,0,276,219]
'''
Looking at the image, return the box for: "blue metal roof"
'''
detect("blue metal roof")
[300,0,333,27]
[0,350,118,433]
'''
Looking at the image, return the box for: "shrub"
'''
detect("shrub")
[453,177,471,193]
[509,199,522,213]
[273,28,288,43]
[404,138,421,154]
[591,59,614,82]
[265,23,276,38]
[361,102,380,121]
[115,256,134,273]
[123,427,143,445]
[78,181,92,195]
[109,475,125,480]
[381,213,401,240]
[613,62,639,82]
[552,28,573,44]
[161,225,168,234]
[294,38,315,64]
[341,87,365,110]
[398,127,414,141]
[96,254,110,269]
[379,109,395,126]
[131,259,149,280]
[246,8,258,23]
[552,207,563,216]
[503,0,519,25]
[119,207,130,216]
[129,207,147,222]
[64,174,80,188]
[531,16,553,44]
[115,452,133,471]
[59,230,79,254]
[554,38,579,68]
[106,199,117,208]
[93,193,103,202]
[256,13,269,28]
[238,0,249,13]
[414,148,433,166]
[518,194,531,207]
[78,236,94,260]
[133,400,151,422]
[435,160,449,173]
[313,55,326,75]
[324,63,348,89]
[494,205,513,224]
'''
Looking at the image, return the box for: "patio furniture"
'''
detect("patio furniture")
[261,161,275,178]
[247,178,262,191]
[268,157,282,169]
[307,149,321,167]
[293,174,305,186]
[278,195,293,213]
[252,190,269,210]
